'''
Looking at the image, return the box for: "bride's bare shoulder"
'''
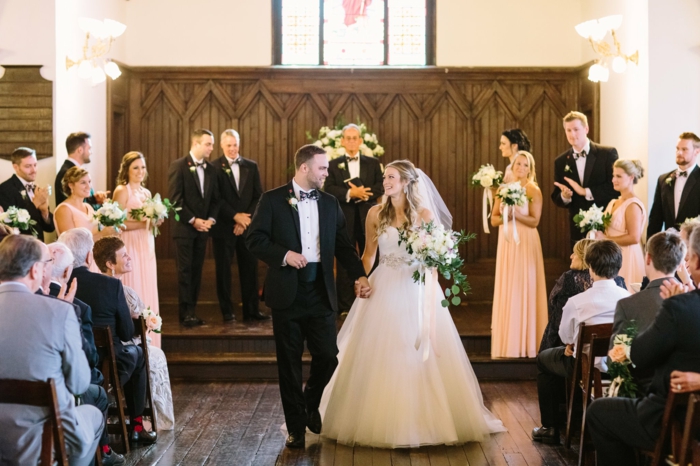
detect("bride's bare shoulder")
[418,207,434,222]
[367,204,382,220]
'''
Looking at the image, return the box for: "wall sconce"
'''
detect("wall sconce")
[575,15,639,83]
[66,17,126,85]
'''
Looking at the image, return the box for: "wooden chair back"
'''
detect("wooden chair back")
[642,389,691,466]
[132,316,158,433]
[678,393,700,466]
[92,326,130,453]
[0,378,68,466]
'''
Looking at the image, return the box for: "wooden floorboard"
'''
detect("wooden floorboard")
[121,381,578,466]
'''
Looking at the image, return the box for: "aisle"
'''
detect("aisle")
[121,381,579,466]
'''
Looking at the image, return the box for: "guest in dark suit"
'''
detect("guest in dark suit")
[247,144,371,448]
[54,132,110,208]
[647,132,700,238]
[0,147,54,242]
[551,111,618,247]
[168,128,220,327]
[587,226,700,465]
[211,129,266,322]
[58,227,157,446]
[323,124,384,313]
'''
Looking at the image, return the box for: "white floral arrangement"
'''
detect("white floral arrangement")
[141,306,162,334]
[307,122,384,160]
[573,204,612,238]
[0,206,37,236]
[470,164,503,189]
[93,200,127,233]
[496,182,529,207]
[129,194,181,237]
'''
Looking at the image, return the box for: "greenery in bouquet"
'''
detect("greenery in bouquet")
[573,204,612,234]
[93,200,127,233]
[306,118,384,160]
[398,220,476,308]
[495,182,529,206]
[0,206,37,237]
[471,164,504,189]
[607,320,639,398]
[130,194,181,237]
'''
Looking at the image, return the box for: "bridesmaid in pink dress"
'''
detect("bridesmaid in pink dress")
[112,152,163,348]
[595,159,646,291]
[490,151,548,358]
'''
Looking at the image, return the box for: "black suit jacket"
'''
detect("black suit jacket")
[324,155,384,237]
[246,182,366,311]
[168,155,221,239]
[210,155,263,238]
[0,174,55,242]
[551,142,618,243]
[647,165,700,237]
[70,266,133,350]
[54,159,99,208]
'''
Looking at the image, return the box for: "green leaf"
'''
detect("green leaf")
[451,296,461,306]
[441,299,449,308]
[445,288,451,297]
[451,285,460,295]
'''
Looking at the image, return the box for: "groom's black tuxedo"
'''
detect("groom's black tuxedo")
[647,165,700,237]
[246,181,366,434]
[551,142,618,246]
[0,174,55,242]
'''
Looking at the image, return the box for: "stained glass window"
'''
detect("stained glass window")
[277,0,432,66]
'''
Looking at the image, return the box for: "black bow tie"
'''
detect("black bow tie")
[678,170,688,178]
[230,158,240,165]
[347,156,359,162]
[299,189,319,201]
[194,161,206,169]
[573,150,587,160]
[25,183,35,193]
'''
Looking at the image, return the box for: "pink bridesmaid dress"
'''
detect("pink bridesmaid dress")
[54,202,101,274]
[604,197,646,292]
[119,185,162,348]
[491,184,548,358]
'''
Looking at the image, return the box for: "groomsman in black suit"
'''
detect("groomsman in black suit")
[551,111,618,247]
[54,132,110,208]
[647,132,700,237]
[247,144,371,448]
[0,147,54,242]
[323,124,384,314]
[211,129,267,322]
[168,128,220,327]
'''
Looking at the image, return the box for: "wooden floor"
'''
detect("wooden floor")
[121,380,579,466]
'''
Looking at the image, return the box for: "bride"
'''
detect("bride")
[319,160,505,448]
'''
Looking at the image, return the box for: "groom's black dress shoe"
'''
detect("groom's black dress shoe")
[285,431,305,448]
[307,409,322,434]
[531,426,559,444]
[181,316,205,328]
[243,311,270,321]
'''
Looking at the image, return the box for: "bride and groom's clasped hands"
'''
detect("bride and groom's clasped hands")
[286,250,372,298]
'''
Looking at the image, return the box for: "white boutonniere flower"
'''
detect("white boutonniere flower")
[20,190,27,200]
[287,190,298,211]
[225,168,232,175]
[564,164,572,173]
[189,166,196,173]
[665,173,676,186]
[338,162,346,171]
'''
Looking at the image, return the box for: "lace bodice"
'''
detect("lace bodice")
[377,227,413,269]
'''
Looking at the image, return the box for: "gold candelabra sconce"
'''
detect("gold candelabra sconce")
[575,15,639,83]
[65,18,126,85]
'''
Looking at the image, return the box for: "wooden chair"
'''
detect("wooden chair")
[677,393,700,466]
[93,326,130,454]
[577,327,613,466]
[132,316,159,434]
[640,389,692,466]
[564,322,613,449]
[0,378,68,466]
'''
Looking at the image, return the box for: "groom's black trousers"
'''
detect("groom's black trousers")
[272,275,338,434]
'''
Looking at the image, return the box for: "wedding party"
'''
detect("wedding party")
[1,1,700,465]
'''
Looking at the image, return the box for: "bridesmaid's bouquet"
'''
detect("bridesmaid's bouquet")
[495,182,529,244]
[606,321,638,398]
[94,200,127,233]
[573,204,611,239]
[398,221,475,308]
[0,206,37,236]
[130,194,181,237]
[471,164,504,234]
[141,306,162,333]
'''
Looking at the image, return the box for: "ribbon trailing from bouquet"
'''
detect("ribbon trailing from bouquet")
[482,189,493,234]
[502,205,520,244]
[414,265,441,361]
[586,229,596,240]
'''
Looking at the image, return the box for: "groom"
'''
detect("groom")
[247,144,371,448]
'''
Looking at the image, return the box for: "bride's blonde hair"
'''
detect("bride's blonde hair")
[376,160,423,236]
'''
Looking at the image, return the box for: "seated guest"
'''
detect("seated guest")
[0,235,103,466]
[540,239,627,352]
[58,228,157,445]
[678,218,700,286]
[587,227,700,466]
[0,147,54,242]
[47,242,125,465]
[93,236,175,430]
[532,240,630,444]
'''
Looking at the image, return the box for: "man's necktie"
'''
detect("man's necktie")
[573,150,587,160]
[679,170,688,177]
[299,189,319,201]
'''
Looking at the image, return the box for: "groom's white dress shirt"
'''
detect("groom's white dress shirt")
[283,179,321,265]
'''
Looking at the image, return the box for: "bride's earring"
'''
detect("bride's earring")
[403,185,408,194]
[110,268,115,277]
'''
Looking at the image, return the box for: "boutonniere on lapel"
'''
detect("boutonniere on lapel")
[221,162,231,176]
[188,161,196,174]
[665,172,677,186]
[564,164,572,173]
[287,189,298,211]
[20,190,27,200]
[338,162,346,171]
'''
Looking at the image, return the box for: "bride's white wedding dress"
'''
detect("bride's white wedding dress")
[319,226,505,448]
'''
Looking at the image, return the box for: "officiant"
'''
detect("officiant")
[324,123,384,314]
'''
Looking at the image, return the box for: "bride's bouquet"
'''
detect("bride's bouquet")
[495,182,529,244]
[94,200,127,233]
[130,194,181,237]
[398,220,475,308]
[0,206,37,236]
[471,164,504,234]
[573,204,611,239]
[141,306,162,334]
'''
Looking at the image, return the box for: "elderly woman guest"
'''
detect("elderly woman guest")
[92,236,174,430]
